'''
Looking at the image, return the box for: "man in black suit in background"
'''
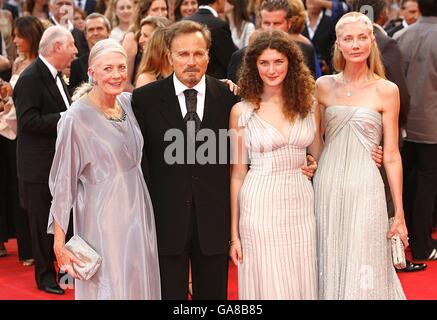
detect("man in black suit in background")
[68,13,111,94]
[352,0,426,272]
[13,26,77,294]
[132,21,239,299]
[75,0,96,15]
[184,0,237,79]
[303,0,336,74]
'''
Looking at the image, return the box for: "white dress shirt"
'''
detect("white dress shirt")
[306,11,323,40]
[173,74,206,121]
[198,5,218,17]
[39,54,71,109]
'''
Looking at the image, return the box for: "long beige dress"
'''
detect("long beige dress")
[313,106,406,300]
[237,101,318,300]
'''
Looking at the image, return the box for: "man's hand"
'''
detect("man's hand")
[372,146,383,168]
[301,154,318,180]
[221,79,240,95]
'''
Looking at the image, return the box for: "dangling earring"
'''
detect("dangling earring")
[88,74,97,85]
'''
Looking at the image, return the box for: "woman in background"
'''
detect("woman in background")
[0,16,45,266]
[122,6,170,89]
[73,7,86,31]
[225,0,255,49]
[106,0,134,43]
[135,26,172,87]
[23,0,49,21]
[174,0,198,21]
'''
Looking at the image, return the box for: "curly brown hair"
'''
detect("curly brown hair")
[238,30,315,121]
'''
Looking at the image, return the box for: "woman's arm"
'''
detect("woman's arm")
[135,72,157,88]
[380,81,409,247]
[122,32,138,91]
[307,98,324,161]
[229,103,248,266]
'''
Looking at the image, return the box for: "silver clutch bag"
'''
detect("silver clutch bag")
[65,235,102,280]
[388,218,406,270]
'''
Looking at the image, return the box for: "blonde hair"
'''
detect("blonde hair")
[135,27,170,84]
[105,0,133,27]
[72,39,127,101]
[332,12,386,79]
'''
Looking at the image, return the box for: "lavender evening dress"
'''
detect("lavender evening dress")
[47,92,161,300]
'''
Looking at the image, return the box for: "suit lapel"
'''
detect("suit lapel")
[158,76,185,130]
[36,58,67,112]
[196,8,214,17]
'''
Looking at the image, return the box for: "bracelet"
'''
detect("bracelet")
[229,238,240,246]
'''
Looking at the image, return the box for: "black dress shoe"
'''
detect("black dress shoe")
[38,284,65,295]
[396,260,427,273]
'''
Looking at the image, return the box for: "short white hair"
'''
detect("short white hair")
[39,26,71,56]
[89,38,127,67]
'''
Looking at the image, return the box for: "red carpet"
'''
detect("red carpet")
[1,236,436,300]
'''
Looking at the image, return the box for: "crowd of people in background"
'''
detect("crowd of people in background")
[0,0,436,300]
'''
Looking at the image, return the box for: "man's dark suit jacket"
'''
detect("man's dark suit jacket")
[373,26,410,128]
[3,2,18,19]
[68,52,89,95]
[84,0,97,15]
[386,24,404,38]
[302,11,336,74]
[184,9,237,79]
[131,75,239,256]
[13,58,67,183]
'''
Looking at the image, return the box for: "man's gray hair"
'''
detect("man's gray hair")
[50,0,73,5]
[85,13,112,32]
[39,25,71,56]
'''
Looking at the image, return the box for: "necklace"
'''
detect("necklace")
[87,91,126,122]
[339,74,371,98]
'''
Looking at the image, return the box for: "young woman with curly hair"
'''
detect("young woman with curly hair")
[229,29,321,299]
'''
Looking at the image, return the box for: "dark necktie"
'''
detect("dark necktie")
[183,89,201,133]
[77,0,82,8]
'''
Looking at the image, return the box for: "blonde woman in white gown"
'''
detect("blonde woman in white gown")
[312,12,408,300]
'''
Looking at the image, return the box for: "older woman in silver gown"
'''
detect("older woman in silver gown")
[47,39,161,300]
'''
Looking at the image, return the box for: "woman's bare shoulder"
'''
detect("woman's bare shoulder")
[316,75,337,91]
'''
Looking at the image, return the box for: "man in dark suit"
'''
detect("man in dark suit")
[352,0,427,272]
[68,13,110,94]
[184,0,237,79]
[49,0,89,57]
[75,0,96,15]
[132,21,239,299]
[13,26,77,294]
[398,0,437,262]
[302,0,336,74]
[386,0,420,37]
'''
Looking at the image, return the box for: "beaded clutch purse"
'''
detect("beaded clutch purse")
[388,218,407,270]
[65,235,102,280]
